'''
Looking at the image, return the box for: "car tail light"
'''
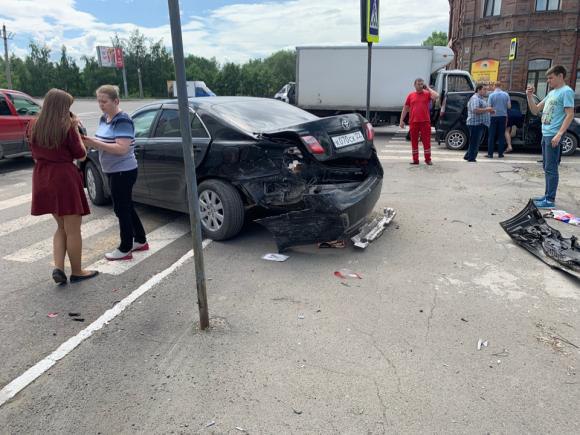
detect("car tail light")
[364,122,375,141]
[300,135,325,154]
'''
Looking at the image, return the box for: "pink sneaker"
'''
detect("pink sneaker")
[132,241,149,252]
[105,249,133,261]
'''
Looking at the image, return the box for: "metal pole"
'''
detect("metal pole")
[2,24,13,89]
[137,67,144,99]
[366,41,373,120]
[121,66,129,98]
[509,61,513,91]
[168,0,210,330]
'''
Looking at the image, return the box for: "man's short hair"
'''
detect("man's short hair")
[475,84,485,92]
[414,78,424,84]
[546,65,567,78]
[494,81,502,87]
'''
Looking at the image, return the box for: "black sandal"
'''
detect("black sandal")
[70,270,99,283]
[52,268,67,284]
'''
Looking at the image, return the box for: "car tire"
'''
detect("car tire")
[85,162,109,206]
[445,129,468,150]
[198,179,245,241]
[561,132,578,156]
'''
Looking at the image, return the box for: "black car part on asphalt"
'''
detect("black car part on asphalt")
[500,199,580,279]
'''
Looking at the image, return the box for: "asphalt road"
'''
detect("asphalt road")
[0,126,579,433]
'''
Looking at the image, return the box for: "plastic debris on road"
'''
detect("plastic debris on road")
[262,253,289,262]
[544,210,580,226]
[318,240,346,249]
[47,312,58,318]
[352,207,397,249]
[205,421,215,428]
[334,269,362,279]
[477,339,489,350]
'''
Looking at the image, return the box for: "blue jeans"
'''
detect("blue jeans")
[488,116,506,156]
[541,135,561,202]
[465,124,485,161]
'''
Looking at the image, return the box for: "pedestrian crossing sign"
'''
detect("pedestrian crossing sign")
[361,0,380,43]
[508,38,517,61]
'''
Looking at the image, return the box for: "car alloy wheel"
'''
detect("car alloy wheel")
[199,190,225,232]
[560,133,578,156]
[86,166,97,201]
[445,129,467,150]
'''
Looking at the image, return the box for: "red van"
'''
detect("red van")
[0,89,40,159]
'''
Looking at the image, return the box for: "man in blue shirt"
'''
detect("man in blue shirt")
[487,81,511,158]
[527,65,576,209]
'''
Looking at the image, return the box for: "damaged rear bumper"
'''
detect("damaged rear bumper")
[257,174,383,251]
[500,199,580,279]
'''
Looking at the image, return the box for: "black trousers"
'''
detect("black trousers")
[107,168,146,253]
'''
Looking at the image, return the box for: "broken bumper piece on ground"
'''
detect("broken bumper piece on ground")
[257,175,383,252]
[351,207,396,249]
[500,199,580,279]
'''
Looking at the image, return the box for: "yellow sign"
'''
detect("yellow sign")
[361,0,380,43]
[508,38,517,61]
[471,59,500,84]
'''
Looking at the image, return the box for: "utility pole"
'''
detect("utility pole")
[2,24,13,89]
[137,67,144,99]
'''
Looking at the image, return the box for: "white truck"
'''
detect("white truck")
[274,46,475,125]
[166,80,216,98]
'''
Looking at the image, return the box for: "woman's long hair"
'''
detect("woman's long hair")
[30,89,74,149]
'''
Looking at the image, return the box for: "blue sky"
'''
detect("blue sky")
[1,0,450,65]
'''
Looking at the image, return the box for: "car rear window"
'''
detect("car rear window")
[211,100,318,133]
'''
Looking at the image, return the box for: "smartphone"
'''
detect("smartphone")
[71,111,87,136]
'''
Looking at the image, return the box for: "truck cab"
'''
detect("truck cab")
[274,82,296,105]
[0,89,40,160]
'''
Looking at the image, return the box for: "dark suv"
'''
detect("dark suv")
[0,89,40,160]
[436,91,579,156]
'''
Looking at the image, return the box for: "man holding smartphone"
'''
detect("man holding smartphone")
[400,78,439,165]
[526,65,575,209]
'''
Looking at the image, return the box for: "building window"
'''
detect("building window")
[535,0,561,11]
[526,59,552,99]
[483,0,502,17]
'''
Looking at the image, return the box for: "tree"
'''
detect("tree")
[422,31,448,47]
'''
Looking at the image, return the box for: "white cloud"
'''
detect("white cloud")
[0,0,449,65]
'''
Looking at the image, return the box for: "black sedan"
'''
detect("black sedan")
[81,97,384,251]
[436,91,579,156]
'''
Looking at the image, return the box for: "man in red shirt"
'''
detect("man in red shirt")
[399,78,439,165]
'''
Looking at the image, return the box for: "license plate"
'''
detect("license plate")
[331,131,365,148]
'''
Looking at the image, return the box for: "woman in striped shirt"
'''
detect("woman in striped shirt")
[82,85,148,261]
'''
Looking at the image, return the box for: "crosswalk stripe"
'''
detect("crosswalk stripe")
[0,214,52,238]
[87,219,192,276]
[0,182,27,195]
[3,215,118,263]
[378,149,544,161]
[377,155,580,165]
[0,193,32,212]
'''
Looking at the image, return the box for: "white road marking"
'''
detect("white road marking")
[377,155,580,164]
[88,219,193,275]
[0,182,27,194]
[0,241,211,407]
[0,214,52,238]
[0,193,32,212]
[3,215,118,262]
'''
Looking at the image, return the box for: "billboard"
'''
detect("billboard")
[471,59,500,84]
[97,46,124,68]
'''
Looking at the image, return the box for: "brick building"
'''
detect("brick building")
[448,0,580,98]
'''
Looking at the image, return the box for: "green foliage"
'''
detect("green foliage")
[2,33,296,99]
[422,31,448,47]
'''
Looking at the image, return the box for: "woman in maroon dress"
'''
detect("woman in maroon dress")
[29,89,98,284]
